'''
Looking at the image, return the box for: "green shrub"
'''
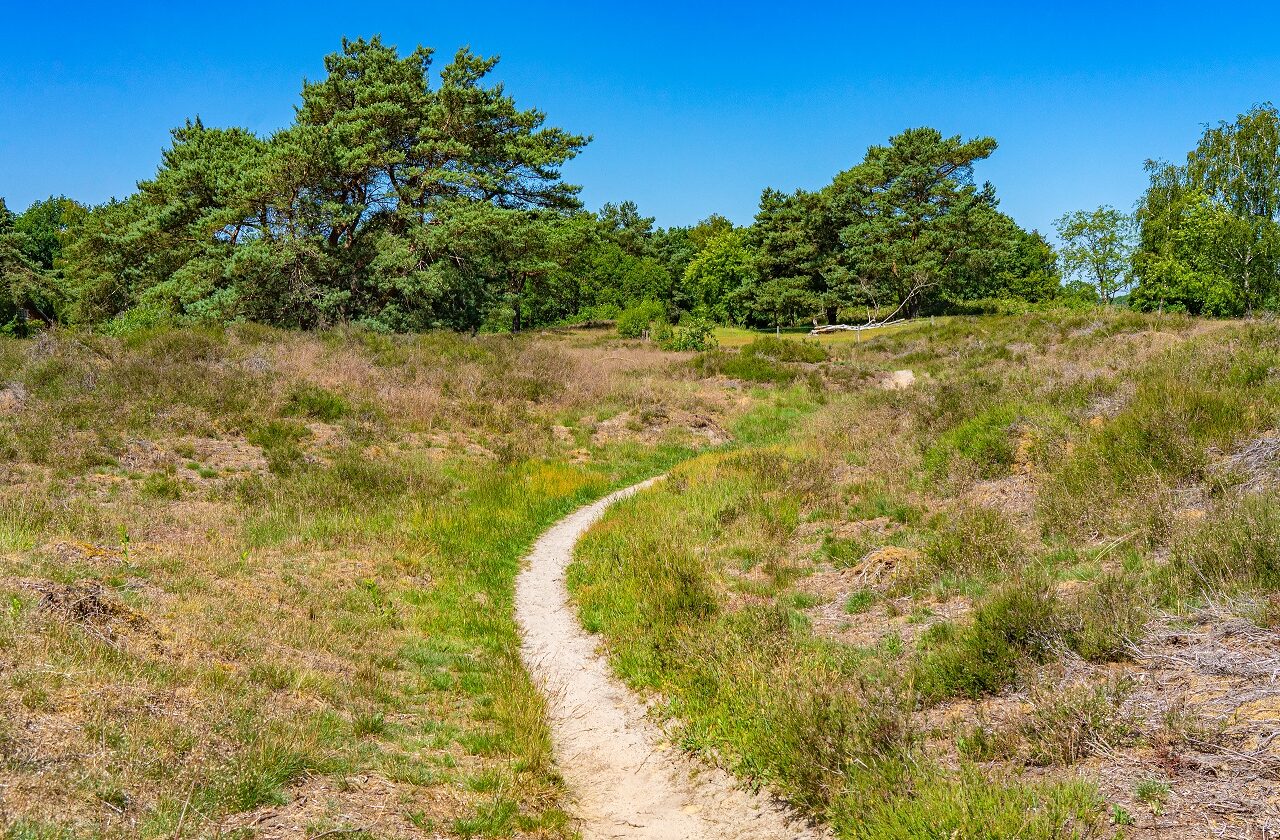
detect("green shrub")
[1134,778,1170,813]
[1017,678,1136,765]
[765,675,914,814]
[690,335,829,382]
[616,300,666,338]
[650,318,674,344]
[140,472,183,500]
[281,382,349,422]
[1163,494,1280,597]
[660,317,717,352]
[941,297,1035,316]
[916,576,1059,700]
[1063,572,1147,661]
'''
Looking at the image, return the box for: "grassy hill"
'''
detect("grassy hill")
[0,326,803,838]
[3,311,1279,838]
[572,310,1280,838]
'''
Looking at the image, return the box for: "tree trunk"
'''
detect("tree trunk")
[825,305,838,325]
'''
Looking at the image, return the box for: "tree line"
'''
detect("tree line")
[3,37,1278,338]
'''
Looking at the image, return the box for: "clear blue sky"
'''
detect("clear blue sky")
[3,2,1279,237]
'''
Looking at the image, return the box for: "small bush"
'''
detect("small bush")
[766,677,914,814]
[955,722,1018,762]
[923,505,1028,580]
[916,576,1059,700]
[100,302,174,337]
[1017,677,1136,765]
[140,472,183,500]
[248,420,311,475]
[1134,778,1170,813]
[660,317,717,352]
[1163,493,1280,597]
[616,300,666,339]
[281,383,349,422]
[1063,572,1147,661]
[649,318,673,344]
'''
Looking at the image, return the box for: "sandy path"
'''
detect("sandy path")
[515,479,829,840]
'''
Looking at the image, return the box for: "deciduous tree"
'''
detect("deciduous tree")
[1054,206,1136,304]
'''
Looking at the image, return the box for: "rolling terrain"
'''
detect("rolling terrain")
[2,311,1278,838]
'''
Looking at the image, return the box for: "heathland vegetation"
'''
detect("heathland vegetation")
[573,311,1280,837]
[0,324,796,835]
[4,32,1280,840]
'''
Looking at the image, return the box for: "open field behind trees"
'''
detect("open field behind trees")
[572,309,1280,839]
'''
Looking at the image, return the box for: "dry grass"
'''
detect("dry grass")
[0,324,779,839]
[571,309,1280,838]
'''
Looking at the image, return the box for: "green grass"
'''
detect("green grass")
[0,325,759,836]
[570,309,1278,838]
[922,404,1019,483]
[4,310,1274,838]
[281,382,350,421]
[571,455,1108,836]
[844,588,877,614]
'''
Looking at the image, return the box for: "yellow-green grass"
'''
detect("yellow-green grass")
[0,326,792,838]
[571,310,1280,838]
[4,311,1274,837]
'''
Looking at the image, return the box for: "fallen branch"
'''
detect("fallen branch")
[810,318,905,336]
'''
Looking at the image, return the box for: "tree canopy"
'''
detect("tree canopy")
[35,38,1280,336]
[1055,206,1136,304]
[1131,104,1280,316]
[742,128,1060,325]
[63,37,590,332]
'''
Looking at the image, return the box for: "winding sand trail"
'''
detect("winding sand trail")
[515,479,830,840]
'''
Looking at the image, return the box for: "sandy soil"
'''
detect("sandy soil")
[515,480,828,840]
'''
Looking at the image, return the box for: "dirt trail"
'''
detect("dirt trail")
[515,479,828,840]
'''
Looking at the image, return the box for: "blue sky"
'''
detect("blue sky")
[3,2,1279,237]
